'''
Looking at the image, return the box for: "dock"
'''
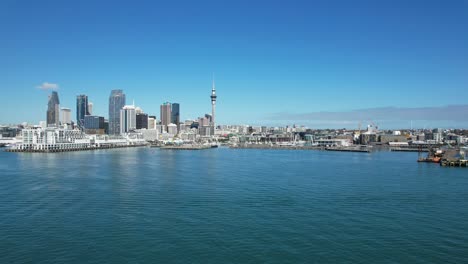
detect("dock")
[390,147,429,152]
[160,145,212,150]
[5,144,147,153]
[440,160,468,167]
[325,146,370,153]
[229,145,323,150]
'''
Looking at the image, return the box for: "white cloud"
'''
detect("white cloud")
[36,82,59,90]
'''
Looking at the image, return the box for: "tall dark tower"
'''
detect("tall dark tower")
[210,77,217,128]
[109,90,126,135]
[47,91,60,127]
[76,94,89,127]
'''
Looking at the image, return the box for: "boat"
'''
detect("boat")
[417,147,444,163]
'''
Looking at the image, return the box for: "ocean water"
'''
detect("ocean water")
[1,147,467,263]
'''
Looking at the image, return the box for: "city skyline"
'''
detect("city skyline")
[1,0,467,128]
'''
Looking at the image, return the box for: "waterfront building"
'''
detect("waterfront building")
[39,121,47,129]
[0,126,18,138]
[76,95,89,127]
[109,90,126,135]
[137,129,159,141]
[136,113,148,129]
[46,91,60,127]
[120,105,136,134]
[15,127,145,152]
[84,115,105,134]
[61,108,71,125]
[160,102,171,130]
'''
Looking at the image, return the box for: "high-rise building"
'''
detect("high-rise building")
[76,95,89,127]
[136,113,148,129]
[84,115,105,129]
[109,90,126,135]
[160,102,171,129]
[104,120,109,134]
[84,115,105,134]
[148,116,156,130]
[120,105,136,134]
[47,91,60,127]
[171,103,180,126]
[88,102,93,115]
[135,107,143,114]
[61,108,71,125]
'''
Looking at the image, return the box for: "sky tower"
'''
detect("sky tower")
[211,76,217,127]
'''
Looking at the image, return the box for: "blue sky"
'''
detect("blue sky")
[1,0,467,128]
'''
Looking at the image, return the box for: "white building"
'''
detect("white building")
[135,106,143,114]
[148,117,156,130]
[179,123,186,132]
[315,138,352,147]
[167,123,178,135]
[155,124,164,134]
[88,102,93,115]
[137,129,159,141]
[15,128,145,151]
[120,105,136,134]
[61,108,71,125]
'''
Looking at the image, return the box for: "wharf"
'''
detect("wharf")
[5,144,147,153]
[440,159,468,167]
[160,145,211,150]
[230,145,323,150]
[390,147,428,152]
[325,146,370,153]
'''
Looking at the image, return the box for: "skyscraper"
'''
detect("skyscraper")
[76,94,89,127]
[109,90,126,135]
[46,91,60,127]
[120,105,136,134]
[136,113,148,129]
[88,102,93,115]
[160,102,171,129]
[171,103,180,125]
[61,108,71,125]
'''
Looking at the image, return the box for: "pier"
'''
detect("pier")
[230,144,323,150]
[440,160,468,167]
[5,143,147,153]
[325,146,371,153]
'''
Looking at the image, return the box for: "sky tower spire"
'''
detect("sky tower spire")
[210,74,217,130]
